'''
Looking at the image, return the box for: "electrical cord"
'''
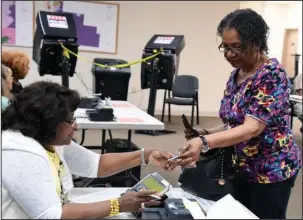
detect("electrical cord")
[75,72,93,94]
[138,90,144,108]
[127,89,144,108]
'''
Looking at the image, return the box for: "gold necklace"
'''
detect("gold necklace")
[46,146,65,204]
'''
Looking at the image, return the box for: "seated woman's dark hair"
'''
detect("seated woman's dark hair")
[2,81,80,147]
[217,8,270,54]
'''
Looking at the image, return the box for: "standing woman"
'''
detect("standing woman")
[1,64,14,111]
[180,9,301,219]
[2,50,30,95]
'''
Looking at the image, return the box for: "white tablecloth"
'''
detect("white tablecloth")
[69,187,215,219]
[75,101,164,130]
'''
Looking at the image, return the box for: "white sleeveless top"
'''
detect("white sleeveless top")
[1,130,100,219]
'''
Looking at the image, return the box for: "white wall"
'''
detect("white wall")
[264,3,289,62]
[285,2,303,74]
[2,1,240,117]
[240,1,302,75]
[264,2,302,74]
[240,1,266,16]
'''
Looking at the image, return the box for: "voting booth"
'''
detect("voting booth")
[141,35,185,91]
[91,58,131,101]
[141,35,185,117]
[137,35,185,136]
[33,11,79,88]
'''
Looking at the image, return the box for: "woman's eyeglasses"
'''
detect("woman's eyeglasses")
[218,43,243,54]
[65,117,77,127]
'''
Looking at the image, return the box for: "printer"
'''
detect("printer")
[141,198,195,219]
[125,173,199,219]
[78,96,115,122]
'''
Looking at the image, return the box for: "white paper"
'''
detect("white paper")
[206,194,259,219]
[182,197,206,219]
[166,188,215,214]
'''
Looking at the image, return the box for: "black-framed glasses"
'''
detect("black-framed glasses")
[218,43,243,54]
[65,117,76,126]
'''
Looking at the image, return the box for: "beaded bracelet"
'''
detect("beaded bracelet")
[109,198,120,216]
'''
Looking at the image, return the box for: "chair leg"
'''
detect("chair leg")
[168,104,171,122]
[196,93,199,125]
[290,105,294,129]
[161,90,167,122]
[191,102,194,127]
[108,130,113,140]
[168,91,171,122]
[290,116,294,129]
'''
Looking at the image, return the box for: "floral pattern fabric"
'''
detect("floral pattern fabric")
[219,58,301,183]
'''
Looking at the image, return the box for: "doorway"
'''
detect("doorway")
[282,28,299,78]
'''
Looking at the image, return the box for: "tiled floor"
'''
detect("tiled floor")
[75,116,302,219]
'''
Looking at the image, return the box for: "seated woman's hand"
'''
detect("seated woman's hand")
[147,149,176,171]
[118,190,160,212]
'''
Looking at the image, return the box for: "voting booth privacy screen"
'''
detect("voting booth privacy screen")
[33,11,79,77]
[91,58,131,101]
[141,35,185,90]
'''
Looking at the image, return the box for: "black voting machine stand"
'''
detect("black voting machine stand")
[136,35,185,136]
[33,11,79,88]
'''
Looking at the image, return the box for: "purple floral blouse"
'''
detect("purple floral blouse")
[219,58,301,183]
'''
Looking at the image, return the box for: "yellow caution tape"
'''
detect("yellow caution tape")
[60,43,163,69]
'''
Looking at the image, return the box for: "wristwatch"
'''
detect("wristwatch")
[199,135,210,153]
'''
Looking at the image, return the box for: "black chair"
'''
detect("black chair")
[290,102,296,129]
[161,75,199,126]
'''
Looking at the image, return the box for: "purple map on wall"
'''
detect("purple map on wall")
[72,14,100,48]
[2,1,16,44]
[52,1,100,48]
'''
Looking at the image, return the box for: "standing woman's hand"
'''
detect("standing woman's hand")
[177,137,203,168]
[184,128,208,140]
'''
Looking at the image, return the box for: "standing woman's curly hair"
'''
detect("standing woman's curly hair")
[2,50,30,80]
[217,8,270,54]
[2,81,80,147]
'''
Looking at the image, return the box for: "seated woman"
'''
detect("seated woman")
[2,81,175,219]
[1,64,13,111]
[1,50,30,95]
